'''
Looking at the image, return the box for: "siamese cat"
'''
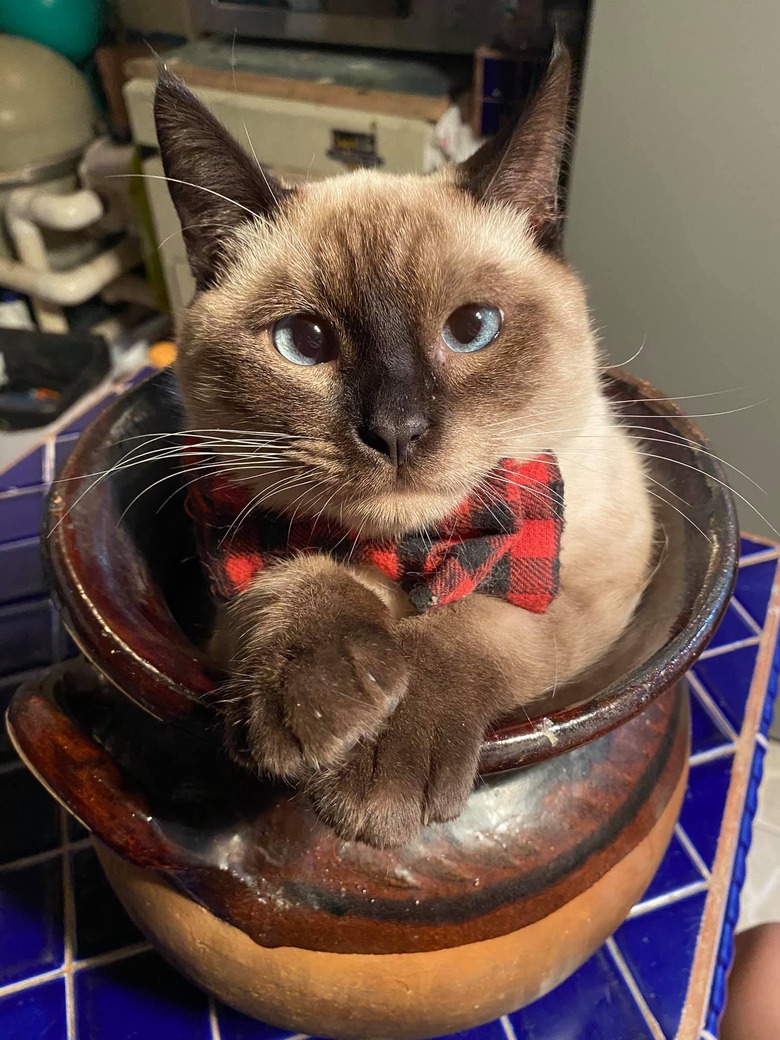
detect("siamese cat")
[153,49,653,848]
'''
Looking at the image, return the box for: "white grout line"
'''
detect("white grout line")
[605,938,665,1040]
[687,672,740,743]
[689,744,737,767]
[0,941,154,1001]
[628,880,710,919]
[0,837,92,874]
[64,837,94,856]
[0,598,51,620]
[72,940,152,972]
[0,664,48,691]
[739,549,780,568]
[60,810,77,1040]
[208,996,222,1040]
[501,1014,519,1040]
[0,759,26,775]
[699,636,760,660]
[0,485,45,503]
[730,595,764,636]
[0,534,41,553]
[0,967,65,999]
[674,823,712,881]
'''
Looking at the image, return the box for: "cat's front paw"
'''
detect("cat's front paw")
[306,695,484,848]
[218,563,409,780]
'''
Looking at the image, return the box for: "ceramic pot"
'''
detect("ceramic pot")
[7,369,737,1040]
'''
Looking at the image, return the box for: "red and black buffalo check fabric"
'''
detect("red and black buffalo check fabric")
[187,455,564,614]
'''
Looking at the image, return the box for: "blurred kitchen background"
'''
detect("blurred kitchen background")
[0,0,778,626]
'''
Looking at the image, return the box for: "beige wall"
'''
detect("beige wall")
[565,0,780,539]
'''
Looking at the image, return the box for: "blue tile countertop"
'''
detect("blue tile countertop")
[0,374,779,1040]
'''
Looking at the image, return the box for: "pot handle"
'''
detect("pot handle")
[6,666,194,873]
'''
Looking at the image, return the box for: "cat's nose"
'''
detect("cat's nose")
[357,416,430,468]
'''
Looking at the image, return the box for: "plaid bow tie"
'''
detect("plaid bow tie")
[187,455,564,614]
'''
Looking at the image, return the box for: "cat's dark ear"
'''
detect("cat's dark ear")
[457,46,572,250]
[154,68,292,288]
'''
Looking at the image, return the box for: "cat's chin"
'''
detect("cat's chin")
[329,488,466,540]
[243,462,474,539]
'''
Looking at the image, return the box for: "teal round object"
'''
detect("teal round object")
[0,0,102,64]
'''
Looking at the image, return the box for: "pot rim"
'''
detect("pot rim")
[45,366,738,774]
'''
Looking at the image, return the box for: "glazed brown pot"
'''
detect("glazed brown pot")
[8,369,737,1040]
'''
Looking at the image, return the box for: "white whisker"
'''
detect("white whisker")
[605,334,646,369]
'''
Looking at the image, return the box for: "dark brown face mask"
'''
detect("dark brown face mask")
[187,453,564,614]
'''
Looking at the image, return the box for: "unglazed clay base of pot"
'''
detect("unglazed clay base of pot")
[97,767,685,1040]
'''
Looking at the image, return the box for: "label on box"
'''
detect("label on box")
[327,129,383,169]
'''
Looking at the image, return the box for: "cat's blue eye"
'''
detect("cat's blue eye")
[441,304,502,353]
[271,313,338,366]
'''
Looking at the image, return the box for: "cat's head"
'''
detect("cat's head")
[155,51,598,536]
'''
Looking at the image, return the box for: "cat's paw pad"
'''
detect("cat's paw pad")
[307,705,483,848]
[220,613,408,779]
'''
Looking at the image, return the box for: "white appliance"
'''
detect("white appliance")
[125,74,442,317]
